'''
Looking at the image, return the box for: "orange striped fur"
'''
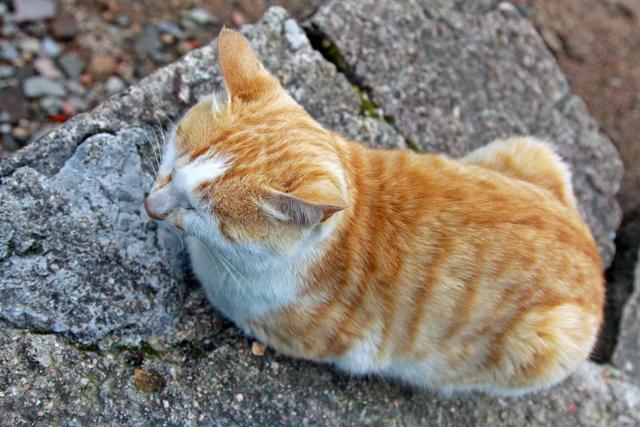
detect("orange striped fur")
[145,29,604,395]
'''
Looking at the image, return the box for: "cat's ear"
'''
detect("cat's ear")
[217,28,278,101]
[266,180,347,227]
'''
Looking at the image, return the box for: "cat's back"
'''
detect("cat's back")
[352,144,603,298]
[355,144,597,256]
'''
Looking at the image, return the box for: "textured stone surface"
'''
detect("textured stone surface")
[310,0,623,266]
[0,5,637,425]
[613,249,640,383]
[0,326,638,426]
[0,129,186,344]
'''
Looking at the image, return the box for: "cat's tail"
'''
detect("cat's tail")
[461,137,577,209]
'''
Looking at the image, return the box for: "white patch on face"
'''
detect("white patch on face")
[173,154,231,195]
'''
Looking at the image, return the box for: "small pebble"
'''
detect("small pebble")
[182,8,219,26]
[135,27,162,57]
[115,14,132,28]
[66,80,87,96]
[105,75,126,94]
[251,341,266,356]
[60,100,77,116]
[0,124,12,134]
[40,96,63,115]
[12,126,30,140]
[58,52,86,79]
[0,65,15,78]
[13,0,56,22]
[231,10,247,26]
[23,76,66,98]
[235,393,244,402]
[49,8,78,40]
[88,53,117,80]
[41,37,61,57]
[161,33,175,45]
[157,20,186,39]
[19,37,41,54]
[0,41,20,62]
[34,57,63,79]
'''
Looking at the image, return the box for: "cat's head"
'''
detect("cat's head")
[144,29,348,258]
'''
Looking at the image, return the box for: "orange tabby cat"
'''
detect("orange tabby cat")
[144,29,604,395]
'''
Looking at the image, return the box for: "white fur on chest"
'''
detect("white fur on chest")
[186,236,302,326]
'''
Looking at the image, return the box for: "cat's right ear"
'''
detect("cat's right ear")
[264,180,347,227]
[217,28,279,102]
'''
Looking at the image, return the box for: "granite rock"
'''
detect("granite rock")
[0,326,638,426]
[0,5,636,425]
[310,0,624,266]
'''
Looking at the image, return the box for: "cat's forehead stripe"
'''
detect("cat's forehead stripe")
[177,155,230,190]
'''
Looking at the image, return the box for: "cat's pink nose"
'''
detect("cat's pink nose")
[144,186,177,220]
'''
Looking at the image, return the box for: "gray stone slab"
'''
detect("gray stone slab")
[0,327,638,426]
[309,0,623,266]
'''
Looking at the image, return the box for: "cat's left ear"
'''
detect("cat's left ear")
[217,28,279,101]
[266,180,347,227]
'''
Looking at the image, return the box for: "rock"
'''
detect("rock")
[49,8,78,40]
[12,0,56,22]
[612,247,640,383]
[0,7,635,423]
[182,8,220,26]
[0,40,20,62]
[309,0,623,267]
[2,20,18,38]
[22,76,65,98]
[134,27,163,61]
[33,57,63,79]
[19,37,40,55]
[11,125,31,141]
[157,20,186,40]
[88,53,117,80]
[0,326,638,426]
[58,51,86,79]
[39,96,62,115]
[41,37,61,57]
[115,13,132,28]
[104,75,126,94]
[0,86,29,123]
[0,65,15,79]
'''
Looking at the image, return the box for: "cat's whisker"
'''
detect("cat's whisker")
[150,129,163,172]
[193,234,245,288]
[173,228,185,251]
[142,133,159,176]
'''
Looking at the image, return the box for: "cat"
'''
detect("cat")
[144,28,604,396]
